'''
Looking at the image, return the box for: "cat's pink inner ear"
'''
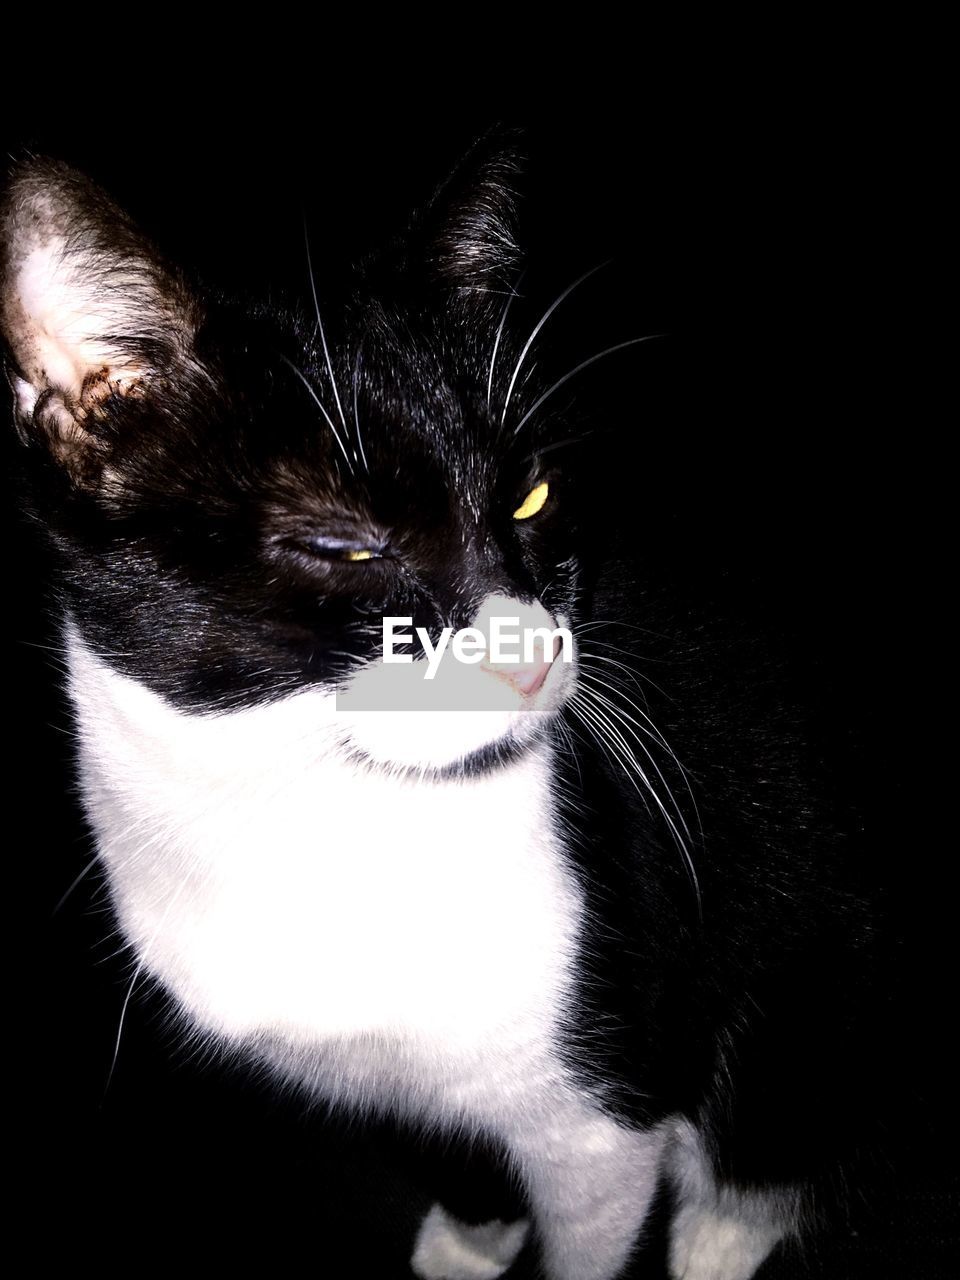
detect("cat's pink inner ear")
[0,159,199,458]
[6,234,153,414]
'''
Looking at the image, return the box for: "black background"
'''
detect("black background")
[3,95,953,1276]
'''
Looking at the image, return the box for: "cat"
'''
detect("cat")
[1,139,879,1280]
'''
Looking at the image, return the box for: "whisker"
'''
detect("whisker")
[487,271,524,410]
[569,696,653,822]
[520,432,596,465]
[352,347,369,474]
[52,852,101,915]
[575,618,673,645]
[578,662,701,828]
[513,335,664,437]
[583,665,705,851]
[500,262,609,427]
[572,684,702,916]
[105,955,146,1092]
[303,219,348,432]
[578,647,676,707]
[104,872,191,1093]
[578,635,670,670]
[578,649,655,704]
[578,673,696,845]
[280,355,356,476]
[457,286,524,296]
[553,713,585,794]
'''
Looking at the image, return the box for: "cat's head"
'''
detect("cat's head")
[1,142,586,774]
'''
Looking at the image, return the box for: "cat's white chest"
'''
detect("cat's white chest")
[67,633,582,1058]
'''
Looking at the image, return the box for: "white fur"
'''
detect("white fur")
[2,174,199,428]
[411,1205,529,1280]
[515,1111,672,1280]
[15,236,149,402]
[337,594,571,767]
[64,614,677,1280]
[67,628,577,1048]
[667,1120,798,1280]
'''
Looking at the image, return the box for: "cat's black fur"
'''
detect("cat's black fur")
[5,145,580,721]
[4,130,895,1278]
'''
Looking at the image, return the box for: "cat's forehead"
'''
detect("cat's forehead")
[0,150,554,522]
[243,299,529,496]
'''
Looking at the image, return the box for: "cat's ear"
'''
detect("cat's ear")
[0,157,201,479]
[424,128,524,291]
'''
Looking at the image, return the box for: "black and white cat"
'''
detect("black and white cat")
[2,141,878,1280]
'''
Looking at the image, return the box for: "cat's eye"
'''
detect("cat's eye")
[513,481,550,521]
[300,537,385,562]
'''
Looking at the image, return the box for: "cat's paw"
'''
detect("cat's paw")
[410,1202,530,1280]
[668,1206,782,1280]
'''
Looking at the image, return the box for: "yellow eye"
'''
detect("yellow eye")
[513,481,549,520]
[345,549,374,561]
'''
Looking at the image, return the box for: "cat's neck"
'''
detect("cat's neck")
[64,624,581,1050]
[63,619,558,802]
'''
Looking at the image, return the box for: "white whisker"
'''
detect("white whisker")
[579,649,656,709]
[303,220,348,431]
[554,713,585,793]
[578,674,696,847]
[513,336,664,436]
[569,696,653,822]
[486,271,524,410]
[500,262,609,426]
[352,348,369,473]
[577,651,704,847]
[105,872,191,1092]
[575,618,671,643]
[52,851,102,915]
[579,666,669,752]
[571,684,702,916]
[280,355,356,476]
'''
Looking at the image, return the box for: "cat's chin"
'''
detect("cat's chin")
[340,707,557,776]
[329,594,575,771]
[334,652,573,773]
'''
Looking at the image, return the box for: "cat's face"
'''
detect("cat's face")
[2,149,582,772]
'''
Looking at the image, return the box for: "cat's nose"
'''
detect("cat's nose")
[472,594,564,700]
[482,638,560,697]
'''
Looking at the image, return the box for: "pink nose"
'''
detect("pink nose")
[482,635,560,698]
[504,657,552,697]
